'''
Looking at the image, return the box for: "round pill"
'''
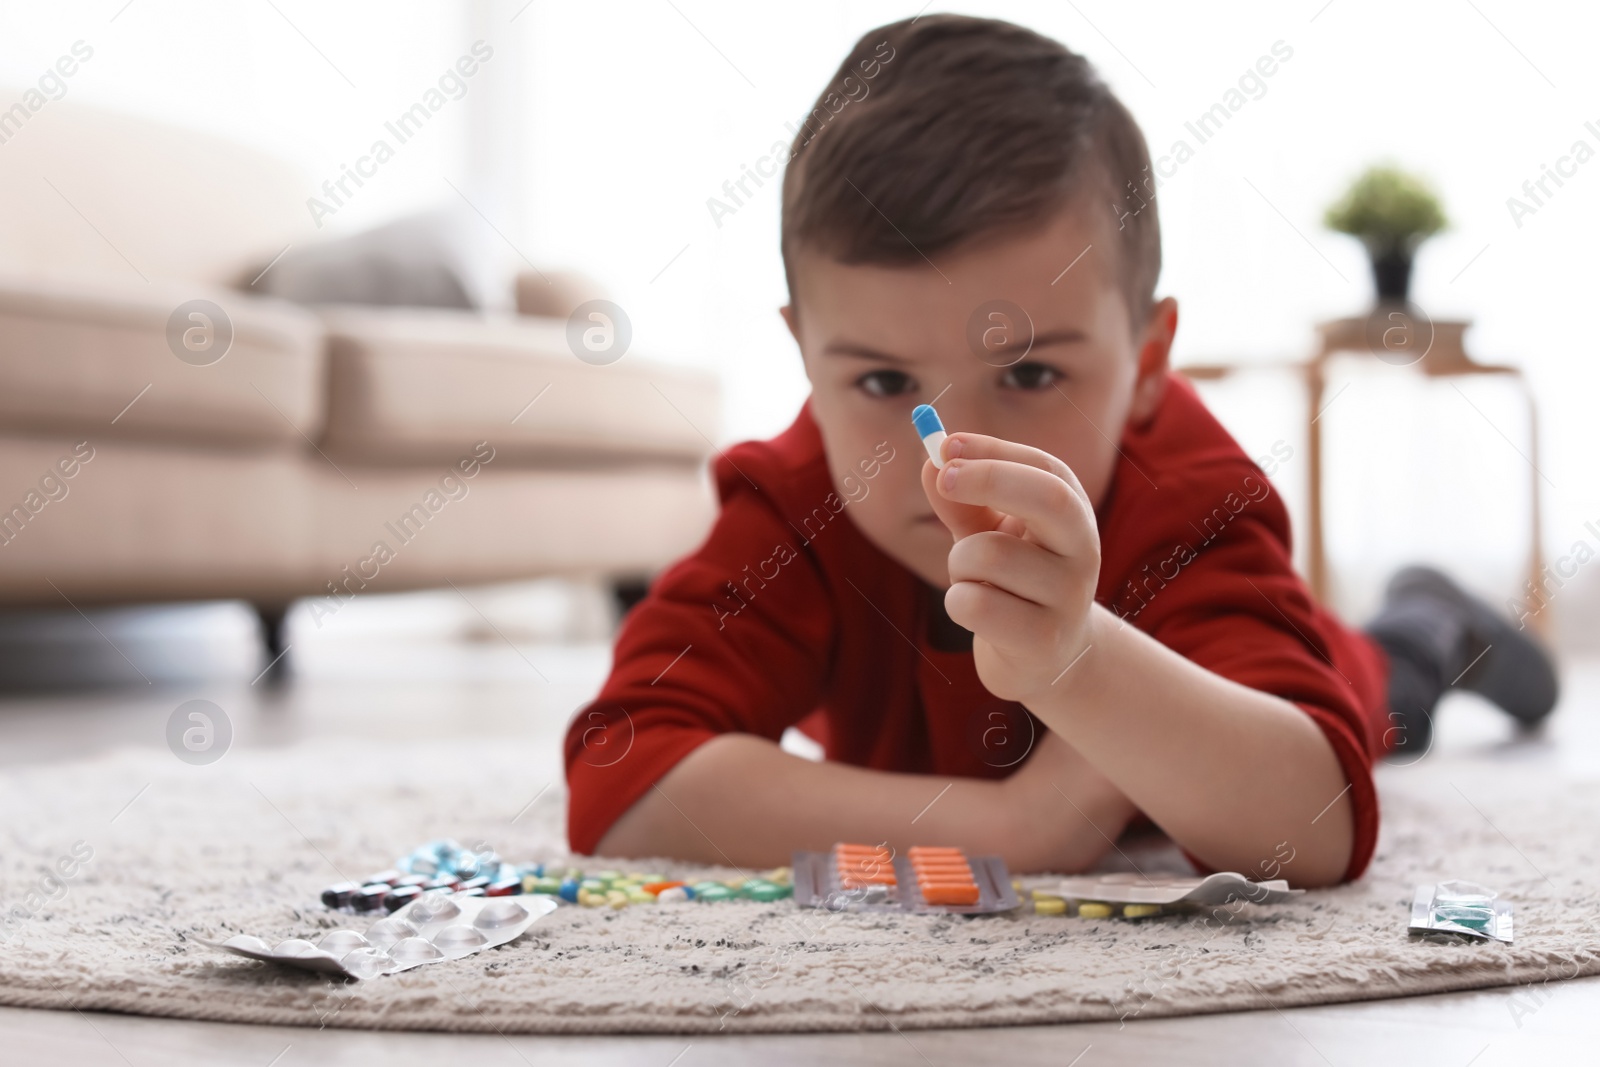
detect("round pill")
[642,880,685,896]
[741,881,794,903]
[657,886,690,903]
[317,930,370,954]
[558,878,581,903]
[1123,904,1162,919]
[607,890,629,909]
[475,899,530,929]
[1076,902,1113,919]
[432,924,488,949]
[1033,897,1068,916]
[1031,890,1063,902]
[390,936,445,962]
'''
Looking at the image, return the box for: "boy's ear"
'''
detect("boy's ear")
[1128,296,1178,424]
[779,304,800,345]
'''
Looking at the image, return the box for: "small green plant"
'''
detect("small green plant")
[1324,165,1447,254]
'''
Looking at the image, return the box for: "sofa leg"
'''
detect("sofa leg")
[254,603,291,683]
[610,577,650,621]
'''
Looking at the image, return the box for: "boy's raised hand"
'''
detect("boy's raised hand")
[920,432,1102,704]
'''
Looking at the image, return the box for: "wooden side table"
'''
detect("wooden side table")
[1181,306,1547,633]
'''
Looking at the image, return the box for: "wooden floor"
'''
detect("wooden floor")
[0,595,1595,1063]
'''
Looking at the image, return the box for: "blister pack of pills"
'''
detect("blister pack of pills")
[1054,871,1304,913]
[202,891,557,979]
[1408,880,1513,943]
[793,843,1019,914]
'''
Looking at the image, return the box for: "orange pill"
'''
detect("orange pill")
[921,884,980,905]
[907,847,964,859]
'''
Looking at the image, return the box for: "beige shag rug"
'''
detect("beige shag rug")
[1,739,1596,1033]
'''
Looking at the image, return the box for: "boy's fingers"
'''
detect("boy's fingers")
[942,433,1089,501]
[945,580,1052,650]
[935,456,1094,559]
[947,531,1063,607]
[921,458,999,542]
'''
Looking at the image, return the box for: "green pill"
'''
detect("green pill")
[740,880,793,903]
[692,882,735,902]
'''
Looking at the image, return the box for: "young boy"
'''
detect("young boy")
[564,15,1557,887]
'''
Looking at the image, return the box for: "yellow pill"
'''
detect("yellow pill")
[1076,902,1113,919]
[1031,889,1063,902]
[607,890,629,909]
[628,889,655,904]
[1124,903,1162,919]
[1012,880,1025,893]
[1034,897,1068,916]
[579,890,604,908]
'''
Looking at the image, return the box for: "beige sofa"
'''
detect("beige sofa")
[0,99,718,652]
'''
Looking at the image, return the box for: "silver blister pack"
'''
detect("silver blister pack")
[201,891,557,979]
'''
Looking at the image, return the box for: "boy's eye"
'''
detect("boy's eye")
[856,369,918,398]
[1000,362,1061,391]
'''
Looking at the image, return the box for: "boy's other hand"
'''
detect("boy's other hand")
[920,432,1101,704]
[999,728,1137,872]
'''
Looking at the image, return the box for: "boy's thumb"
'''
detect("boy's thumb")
[920,458,1000,542]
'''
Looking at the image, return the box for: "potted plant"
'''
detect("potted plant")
[1324,165,1447,305]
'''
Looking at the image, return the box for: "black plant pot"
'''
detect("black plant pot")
[1369,247,1414,304]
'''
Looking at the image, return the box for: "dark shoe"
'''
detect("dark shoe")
[1384,566,1559,726]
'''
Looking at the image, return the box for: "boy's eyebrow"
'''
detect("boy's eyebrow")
[821,341,914,364]
[823,329,1089,363]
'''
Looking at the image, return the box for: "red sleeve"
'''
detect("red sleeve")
[563,466,837,855]
[1101,467,1383,882]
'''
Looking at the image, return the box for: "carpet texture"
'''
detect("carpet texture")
[0,740,1596,1033]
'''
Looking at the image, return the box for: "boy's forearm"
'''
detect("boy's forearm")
[1028,605,1356,887]
[593,732,1119,872]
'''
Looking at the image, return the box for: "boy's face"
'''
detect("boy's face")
[782,201,1178,589]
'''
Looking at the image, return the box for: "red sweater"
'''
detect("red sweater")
[565,374,1392,880]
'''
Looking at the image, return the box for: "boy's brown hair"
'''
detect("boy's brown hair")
[781,14,1160,328]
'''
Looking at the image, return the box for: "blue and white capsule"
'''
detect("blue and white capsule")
[911,404,948,469]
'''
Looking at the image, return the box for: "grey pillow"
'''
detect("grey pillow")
[243,210,479,309]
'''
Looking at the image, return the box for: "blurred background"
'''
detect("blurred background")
[0,0,1596,709]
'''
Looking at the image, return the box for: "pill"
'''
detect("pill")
[658,886,691,903]
[486,878,522,897]
[1033,897,1067,916]
[692,882,735,902]
[1031,889,1062,902]
[580,878,606,894]
[1077,902,1113,919]
[911,405,949,468]
[628,889,655,905]
[920,883,980,906]
[579,889,605,907]
[383,885,422,912]
[352,884,390,912]
[1123,904,1162,919]
[741,880,794,903]
[642,880,686,896]
[520,863,545,879]
[558,878,581,903]
[907,846,964,859]
[607,890,629,909]
[321,881,360,909]
[525,877,562,895]
[456,876,491,893]
[423,876,461,891]
[454,887,486,898]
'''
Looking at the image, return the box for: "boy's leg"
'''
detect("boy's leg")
[1365,565,1559,756]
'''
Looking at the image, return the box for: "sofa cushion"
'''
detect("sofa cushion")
[319,307,719,466]
[0,272,325,448]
